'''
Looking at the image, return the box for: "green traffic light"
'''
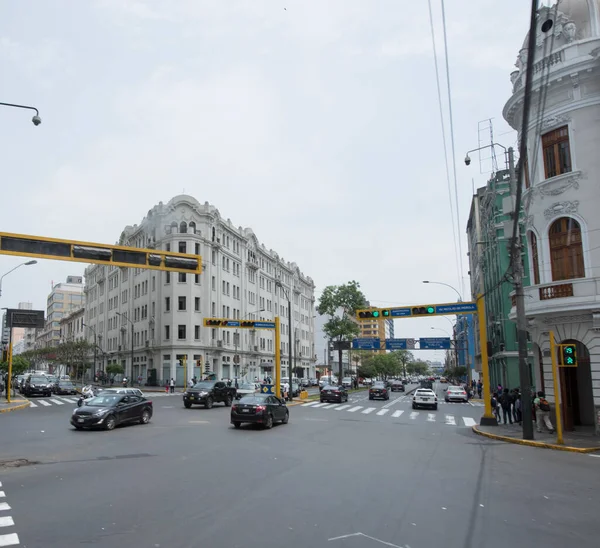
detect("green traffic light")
[372,311,380,318]
[565,347,574,354]
[427,307,435,314]
[382,310,390,317]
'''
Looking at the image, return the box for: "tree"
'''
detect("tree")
[0,355,31,376]
[361,354,402,380]
[391,350,413,378]
[106,364,124,377]
[317,281,367,383]
[407,360,430,376]
[357,363,377,380]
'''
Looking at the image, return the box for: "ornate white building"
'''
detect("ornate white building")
[83,195,316,386]
[503,0,600,432]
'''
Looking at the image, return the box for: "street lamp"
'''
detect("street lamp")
[0,260,38,298]
[115,312,134,385]
[422,280,463,301]
[0,102,42,126]
[275,279,293,401]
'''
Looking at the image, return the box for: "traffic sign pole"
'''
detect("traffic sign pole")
[274,316,281,399]
[477,294,496,425]
[549,330,564,445]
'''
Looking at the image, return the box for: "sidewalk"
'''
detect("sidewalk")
[473,421,600,453]
[0,398,30,414]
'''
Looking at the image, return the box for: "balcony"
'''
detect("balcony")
[539,283,573,300]
[247,257,259,270]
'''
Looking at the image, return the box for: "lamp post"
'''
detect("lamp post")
[82,322,98,383]
[116,312,134,385]
[422,280,463,301]
[0,102,42,126]
[275,280,293,401]
[0,260,38,298]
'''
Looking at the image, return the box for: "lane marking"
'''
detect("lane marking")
[0,533,19,547]
[377,409,390,416]
[38,400,51,407]
[348,406,363,413]
[28,401,38,408]
[0,504,10,512]
[64,397,79,402]
[58,397,76,403]
[49,399,64,406]
[334,405,351,411]
[302,401,319,407]
[445,415,456,426]
[362,407,376,414]
[427,414,436,422]
[462,417,477,427]
[0,517,14,528]
[312,403,329,408]
[409,412,419,420]
[323,404,339,409]
[391,410,404,418]
[383,396,403,409]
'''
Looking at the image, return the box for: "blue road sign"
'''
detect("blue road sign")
[419,337,451,350]
[254,322,276,329]
[390,308,412,317]
[352,338,381,350]
[260,384,274,394]
[225,321,240,327]
[385,339,408,350]
[435,303,477,314]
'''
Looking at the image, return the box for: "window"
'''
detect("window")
[195,297,200,311]
[165,325,170,340]
[195,243,200,255]
[212,276,216,291]
[166,272,171,284]
[194,325,200,339]
[179,273,186,283]
[165,297,171,311]
[166,243,171,252]
[549,217,584,281]
[195,274,200,284]
[178,325,186,339]
[180,222,187,234]
[529,232,540,285]
[178,296,186,311]
[189,221,196,233]
[178,241,186,253]
[542,126,572,179]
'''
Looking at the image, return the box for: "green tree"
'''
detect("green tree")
[0,355,31,376]
[356,363,377,380]
[106,363,124,377]
[391,350,414,378]
[317,281,367,383]
[407,360,430,376]
[362,354,402,380]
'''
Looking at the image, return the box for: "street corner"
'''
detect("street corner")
[471,425,600,454]
[0,400,30,414]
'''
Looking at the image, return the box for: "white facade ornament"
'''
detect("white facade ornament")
[563,21,577,43]
[543,200,579,219]
[570,72,580,88]
[525,215,534,228]
[542,314,590,325]
[537,172,583,199]
[540,113,571,130]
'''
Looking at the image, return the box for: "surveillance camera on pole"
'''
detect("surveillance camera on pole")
[464,154,471,166]
[32,115,42,126]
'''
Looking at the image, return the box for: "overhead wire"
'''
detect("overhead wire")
[427,0,461,290]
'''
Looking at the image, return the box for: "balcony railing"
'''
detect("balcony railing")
[539,283,574,300]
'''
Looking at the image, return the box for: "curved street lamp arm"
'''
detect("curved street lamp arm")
[0,102,39,116]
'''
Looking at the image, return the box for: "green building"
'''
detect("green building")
[467,169,531,391]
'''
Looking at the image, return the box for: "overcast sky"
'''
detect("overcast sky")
[1,0,533,360]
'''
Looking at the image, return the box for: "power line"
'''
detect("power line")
[427,0,461,290]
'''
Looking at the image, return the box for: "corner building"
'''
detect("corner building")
[503,0,600,431]
[84,195,316,386]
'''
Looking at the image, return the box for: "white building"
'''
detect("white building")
[503,0,600,431]
[83,195,316,386]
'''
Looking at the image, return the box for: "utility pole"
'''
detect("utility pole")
[508,146,534,440]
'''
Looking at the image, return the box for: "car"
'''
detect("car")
[231,394,289,429]
[23,375,52,397]
[98,387,145,397]
[320,384,348,403]
[54,380,78,395]
[235,382,258,399]
[391,380,405,392]
[70,393,153,430]
[412,389,438,410]
[183,380,236,409]
[445,386,468,403]
[369,381,389,400]
[341,377,353,389]
[440,377,448,383]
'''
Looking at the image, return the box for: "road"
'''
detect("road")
[1,384,599,548]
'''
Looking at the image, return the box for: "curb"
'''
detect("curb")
[471,425,600,453]
[0,401,30,414]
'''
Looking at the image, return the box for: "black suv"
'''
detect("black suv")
[24,375,52,397]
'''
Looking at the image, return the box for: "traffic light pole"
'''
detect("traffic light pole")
[549,331,564,445]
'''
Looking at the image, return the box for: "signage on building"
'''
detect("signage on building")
[67,275,83,284]
[5,309,45,329]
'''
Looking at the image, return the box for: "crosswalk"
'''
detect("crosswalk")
[301,400,478,427]
[25,392,179,408]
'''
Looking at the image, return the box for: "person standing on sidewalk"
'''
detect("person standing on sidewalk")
[170,378,175,393]
[499,388,513,425]
[533,391,555,434]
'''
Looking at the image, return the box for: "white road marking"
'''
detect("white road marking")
[391,410,404,418]
[38,400,51,407]
[312,403,329,408]
[427,414,436,422]
[302,401,319,407]
[0,533,19,547]
[327,532,404,547]
[347,406,363,413]
[588,454,600,458]
[28,401,38,408]
[383,396,403,409]
[445,415,456,426]
[49,399,64,405]
[323,404,339,409]
[334,405,351,411]
[410,412,419,420]
[362,407,376,414]
[462,417,477,427]
[64,397,79,402]
[0,504,9,512]
[377,409,390,416]
[0,517,14,528]
[58,397,76,403]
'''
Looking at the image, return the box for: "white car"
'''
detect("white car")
[412,389,438,410]
[445,386,468,403]
[99,388,144,397]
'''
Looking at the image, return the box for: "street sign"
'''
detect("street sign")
[390,308,412,317]
[261,384,274,394]
[435,303,477,314]
[5,309,45,329]
[253,322,275,329]
[407,338,416,349]
[352,338,381,350]
[357,302,477,320]
[203,319,276,329]
[419,337,451,350]
[385,339,408,350]
[332,341,351,350]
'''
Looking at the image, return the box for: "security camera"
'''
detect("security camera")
[464,154,471,166]
[32,115,42,126]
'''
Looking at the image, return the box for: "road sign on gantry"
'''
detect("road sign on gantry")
[419,337,451,350]
[352,338,381,350]
[202,318,276,329]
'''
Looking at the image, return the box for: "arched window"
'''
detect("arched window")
[170,221,177,233]
[529,231,540,285]
[180,221,187,234]
[549,217,584,281]
[212,227,216,242]
[189,221,196,234]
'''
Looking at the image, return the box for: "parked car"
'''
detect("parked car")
[70,393,153,430]
[183,380,236,409]
[320,384,348,403]
[231,394,289,429]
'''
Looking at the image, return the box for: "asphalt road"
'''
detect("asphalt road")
[1,386,599,548]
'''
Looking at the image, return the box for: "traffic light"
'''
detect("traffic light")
[240,321,255,328]
[560,344,577,366]
[196,359,202,367]
[412,306,435,316]
[357,309,380,319]
[204,319,224,327]
[381,309,390,317]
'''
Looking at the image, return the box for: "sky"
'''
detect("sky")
[0,0,533,361]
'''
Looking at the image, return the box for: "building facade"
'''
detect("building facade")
[503,0,600,431]
[83,195,316,386]
[59,308,85,344]
[35,278,84,349]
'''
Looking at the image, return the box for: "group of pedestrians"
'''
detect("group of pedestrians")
[491,384,555,433]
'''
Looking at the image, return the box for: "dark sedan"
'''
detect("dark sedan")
[71,393,153,431]
[320,385,348,403]
[54,381,78,395]
[230,394,289,429]
[369,381,389,400]
[391,380,405,392]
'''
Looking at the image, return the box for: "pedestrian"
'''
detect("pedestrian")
[170,378,175,393]
[491,392,500,423]
[514,392,522,425]
[283,381,290,401]
[477,381,482,399]
[499,388,513,425]
[533,391,555,433]
[511,389,520,423]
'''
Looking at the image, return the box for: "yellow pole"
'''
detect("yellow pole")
[549,330,564,445]
[274,316,281,398]
[182,357,187,393]
[7,341,13,403]
[477,294,495,423]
